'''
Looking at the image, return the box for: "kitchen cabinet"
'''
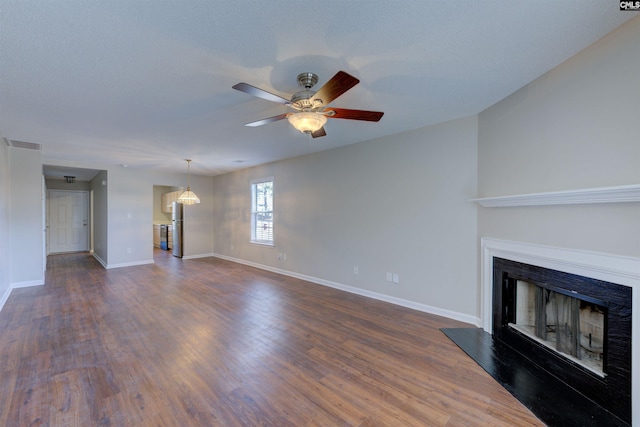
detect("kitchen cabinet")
[161,193,169,213]
[161,191,180,213]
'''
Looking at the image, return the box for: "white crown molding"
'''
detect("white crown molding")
[470,184,640,207]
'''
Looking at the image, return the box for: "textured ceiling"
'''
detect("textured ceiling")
[0,1,635,178]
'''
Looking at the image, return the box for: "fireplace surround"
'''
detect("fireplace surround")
[493,257,631,422]
[481,238,640,425]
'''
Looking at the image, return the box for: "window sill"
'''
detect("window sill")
[250,240,274,247]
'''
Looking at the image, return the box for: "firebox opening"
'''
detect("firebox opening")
[508,279,607,377]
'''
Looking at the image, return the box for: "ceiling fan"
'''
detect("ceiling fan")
[232,71,384,138]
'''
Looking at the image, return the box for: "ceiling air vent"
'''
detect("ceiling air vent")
[7,139,42,151]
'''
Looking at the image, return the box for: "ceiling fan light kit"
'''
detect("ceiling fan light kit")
[232,70,384,138]
[287,112,327,134]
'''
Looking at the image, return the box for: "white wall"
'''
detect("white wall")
[91,171,109,264]
[478,16,640,258]
[181,173,214,258]
[213,116,479,322]
[105,167,214,267]
[8,147,44,286]
[0,141,11,305]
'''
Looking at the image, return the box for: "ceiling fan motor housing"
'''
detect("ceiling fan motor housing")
[291,90,317,109]
[292,73,321,110]
[297,72,318,89]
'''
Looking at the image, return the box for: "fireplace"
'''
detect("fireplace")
[493,257,631,422]
[478,239,640,425]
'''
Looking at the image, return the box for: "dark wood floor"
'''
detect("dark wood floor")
[0,249,544,426]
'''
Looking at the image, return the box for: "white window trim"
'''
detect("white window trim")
[250,177,274,246]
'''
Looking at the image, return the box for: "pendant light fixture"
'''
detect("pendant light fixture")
[177,159,200,205]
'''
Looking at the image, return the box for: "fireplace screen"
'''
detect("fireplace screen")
[509,280,606,376]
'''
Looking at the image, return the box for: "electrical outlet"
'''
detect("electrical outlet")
[127,248,132,254]
[386,272,392,282]
[283,253,287,261]
[393,274,400,284]
[353,266,359,275]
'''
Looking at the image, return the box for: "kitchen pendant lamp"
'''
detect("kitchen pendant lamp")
[177,159,200,205]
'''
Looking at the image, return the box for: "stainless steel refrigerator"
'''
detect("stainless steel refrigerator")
[171,201,184,258]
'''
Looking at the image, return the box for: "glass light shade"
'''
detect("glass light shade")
[287,112,327,134]
[177,187,200,205]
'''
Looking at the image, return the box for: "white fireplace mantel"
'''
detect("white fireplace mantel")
[480,238,640,425]
[470,183,640,207]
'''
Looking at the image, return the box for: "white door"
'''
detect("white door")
[48,190,89,253]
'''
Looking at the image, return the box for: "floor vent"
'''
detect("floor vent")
[6,139,42,151]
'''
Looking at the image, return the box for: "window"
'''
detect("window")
[251,177,273,245]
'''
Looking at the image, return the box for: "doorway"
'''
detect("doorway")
[47,190,89,253]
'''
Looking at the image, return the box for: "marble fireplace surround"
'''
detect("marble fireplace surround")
[480,238,640,425]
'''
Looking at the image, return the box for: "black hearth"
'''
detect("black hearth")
[493,257,632,424]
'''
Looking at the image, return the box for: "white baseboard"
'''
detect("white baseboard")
[0,286,10,313]
[105,259,154,269]
[183,252,215,260]
[0,279,44,314]
[92,253,155,269]
[212,253,481,327]
[0,251,479,326]
[12,279,44,289]
[93,253,107,268]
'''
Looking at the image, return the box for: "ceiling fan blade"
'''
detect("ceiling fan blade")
[232,83,290,105]
[326,108,384,122]
[310,71,359,106]
[311,127,326,138]
[245,113,288,127]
